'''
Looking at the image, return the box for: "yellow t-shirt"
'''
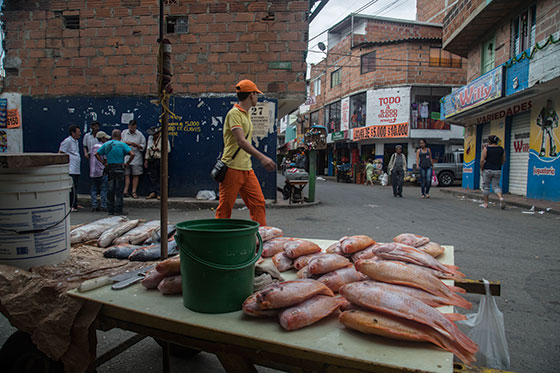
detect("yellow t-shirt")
[221,105,253,171]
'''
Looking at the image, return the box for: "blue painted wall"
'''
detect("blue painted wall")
[21,96,277,199]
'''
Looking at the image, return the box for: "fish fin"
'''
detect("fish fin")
[443,313,467,322]
[448,292,473,310]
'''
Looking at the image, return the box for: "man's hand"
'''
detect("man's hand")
[259,155,276,171]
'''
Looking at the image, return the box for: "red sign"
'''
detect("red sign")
[6,109,20,129]
[353,122,409,140]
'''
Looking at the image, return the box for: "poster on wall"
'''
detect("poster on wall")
[463,126,476,173]
[366,87,410,126]
[527,94,560,200]
[0,99,7,128]
[340,97,350,131]
[250,101,275,147]
[0,130,7,152]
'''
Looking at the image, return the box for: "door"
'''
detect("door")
[508,112,531,196]
[479,123,491,189]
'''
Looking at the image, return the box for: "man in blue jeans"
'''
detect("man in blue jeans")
[89,131,110,211]
[95,130,135,215]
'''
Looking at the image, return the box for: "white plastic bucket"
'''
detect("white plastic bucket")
[0,164,72,270]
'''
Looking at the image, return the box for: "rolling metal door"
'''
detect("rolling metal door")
[508,112,531,196]
[480,123,491,189]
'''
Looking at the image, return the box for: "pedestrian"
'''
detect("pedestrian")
[388,145,407,197]
[364,158,374,186]
[59,125,81,212]
[82,121,100,161]
[121,119,146,199]
[89,131,110,211]
[144,126,170,200]
[480,135,506,209]
[95,129,135,215]
[215,79,276,226]
[416,139,433,199]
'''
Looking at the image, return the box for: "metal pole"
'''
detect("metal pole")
[159,0,168,259]
[308,150,317,202]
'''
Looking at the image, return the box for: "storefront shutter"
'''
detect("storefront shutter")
[479,123,491,189]
[508,112,531,196]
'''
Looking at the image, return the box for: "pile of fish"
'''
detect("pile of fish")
[242,279,345,331]
[253,230,478,365]
[141,256,182,295]
[70,217,178,261]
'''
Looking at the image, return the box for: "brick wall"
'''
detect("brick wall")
[416,0,459,24]
[2,0,308,101]
[308,17,467,112]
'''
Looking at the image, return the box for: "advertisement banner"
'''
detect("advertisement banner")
[463,125,476,173]
[353,122,408,140]
[366,87,410,126]
[442,66,504,119]
[527,94,560,201]
[341,97,350,131]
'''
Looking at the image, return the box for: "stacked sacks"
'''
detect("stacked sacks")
[242,279,344,331]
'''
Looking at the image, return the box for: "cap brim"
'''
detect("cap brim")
[255,88,263,94]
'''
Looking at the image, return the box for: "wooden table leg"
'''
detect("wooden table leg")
[216,351,257,373]
[86,322,97,373]
[161,340,171,373]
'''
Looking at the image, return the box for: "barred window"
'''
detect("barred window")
[361,51,376,74]
[330,69,341,88]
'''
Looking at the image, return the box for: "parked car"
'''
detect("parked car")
[412,150,464,187]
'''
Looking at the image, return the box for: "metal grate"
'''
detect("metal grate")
[63,15,80,29]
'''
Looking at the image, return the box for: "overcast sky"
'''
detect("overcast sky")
[308,0,417,65]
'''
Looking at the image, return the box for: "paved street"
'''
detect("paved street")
[2,175,559,372]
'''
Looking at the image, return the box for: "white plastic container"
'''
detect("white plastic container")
[0,163,72,269]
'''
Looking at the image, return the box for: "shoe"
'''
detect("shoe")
[426,194,430,199]
[123,193,129,198]
[132,193,138,199]
[146,192,156,199]
[398,194,403,198]
[394,194,398,197]
[499,199,505,210]
[479,203,488,208]
[71,207,78,212]
[422,195,426,199]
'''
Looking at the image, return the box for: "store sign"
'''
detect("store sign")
[353,122,409,140]
[366,87,410,126]
[340,97,350,131]
[512,132,530,153]
[331,130,348,141]
[442,66,504,119]
[475,100,532,124]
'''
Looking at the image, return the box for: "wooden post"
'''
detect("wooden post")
[158,0,169,259]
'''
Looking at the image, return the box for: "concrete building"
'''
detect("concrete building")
[307,14,466,177]
[430,0,560,201]
[0,0,310,198]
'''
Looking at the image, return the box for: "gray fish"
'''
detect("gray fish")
[71,216,128,244]
[113,220,161,245]
[103,244,142,259]
[145,225,176,245]
[97,219,141,248]
[128,240,178,262]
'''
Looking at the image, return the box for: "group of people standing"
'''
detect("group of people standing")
[58,120,169,215]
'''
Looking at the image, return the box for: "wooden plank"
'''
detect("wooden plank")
[0,153,69,168]
[454,279,501,296]
[216,351,258,373]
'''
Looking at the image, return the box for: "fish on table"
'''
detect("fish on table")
[255,279,334,310]
[128,239,178,262]
[145,225,177,245]
[113,220,160,245]
[97,219,141,248]
[103,244,142,259]
[393,233,430,248]
[307,254,352,275]
[340,235,376,254]
[70,216,128,244]
[279,295,344,331]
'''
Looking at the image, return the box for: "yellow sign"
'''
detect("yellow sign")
[464,126,476,164]
[530,95,559,158]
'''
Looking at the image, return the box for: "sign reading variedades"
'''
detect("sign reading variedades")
[366,87,410,126]
[442,66,504,119]
[353,123,409,140]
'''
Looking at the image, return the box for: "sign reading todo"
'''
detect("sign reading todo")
[353,122,409,140]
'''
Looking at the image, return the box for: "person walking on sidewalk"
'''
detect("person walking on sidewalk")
[122,120,146,199]
[388,145,407,197]
[89,131,110,211]
[144,126,170,200]
[480,135,506,209]
[364,159,375,186]
[95,130,135,215]
[416,139,433,199]
[59,125,82,212]
[215,79,276,226]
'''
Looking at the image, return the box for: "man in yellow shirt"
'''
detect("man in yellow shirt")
[215,79,276,226]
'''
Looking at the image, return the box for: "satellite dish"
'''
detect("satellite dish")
[318,42,326,51]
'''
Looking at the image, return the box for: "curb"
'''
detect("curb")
[77,195,320,210]
[439,189,560,215]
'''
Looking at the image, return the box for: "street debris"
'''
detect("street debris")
[196,190,216,200]
[317,176,326,182]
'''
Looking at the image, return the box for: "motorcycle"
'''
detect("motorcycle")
[336,163,353,183]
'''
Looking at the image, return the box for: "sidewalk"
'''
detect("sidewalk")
[439,187,560,215]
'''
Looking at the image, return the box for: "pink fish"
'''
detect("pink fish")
[272,252,293,272]
[308,254,352,275]
[393,233,430,247]
[242,293,281,317]
[351,243,385,262]
[256,279,334,310]
[417,241,445,258]
[262,237,297,258]
[317,266,369,293]
[340,235,376,254]
[294,252,326,270]
[339,281,478,354]
[279,295,344,331]
[283,240,322,259]
[259,226,284,242]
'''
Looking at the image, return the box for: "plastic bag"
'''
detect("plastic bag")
[380,173,389,186]
[431,170,439,187]
[457,279,510,369]
[196,190,216,200]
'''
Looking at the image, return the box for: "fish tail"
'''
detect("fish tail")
[448,292,473,310]
[443,312,467,322]
[434,332,477,366]
[447,284,467,293]
[443,264,466,277]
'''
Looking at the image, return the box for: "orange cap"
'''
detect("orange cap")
[235,79,263,94]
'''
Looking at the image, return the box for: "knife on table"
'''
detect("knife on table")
[78,265,155,292]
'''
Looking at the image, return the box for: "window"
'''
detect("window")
[361,51,376,74]
[326,101,341,132]
[429,47,462,68]
[310,111,319,127]
[481,37,495,74]
[350,93,367,128]
[330,69,341,88]
[63,15,80,29]
[512,5,537,56]
[166,16,188,34]
[313,77,321,96]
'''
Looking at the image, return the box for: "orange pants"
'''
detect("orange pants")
[215,168,266,226]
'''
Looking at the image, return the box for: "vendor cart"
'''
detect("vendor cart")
[283,168,309,204]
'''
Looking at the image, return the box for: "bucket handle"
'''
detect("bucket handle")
[178,232,263,271]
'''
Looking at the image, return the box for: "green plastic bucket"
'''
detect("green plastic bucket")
[176,219,263,313]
